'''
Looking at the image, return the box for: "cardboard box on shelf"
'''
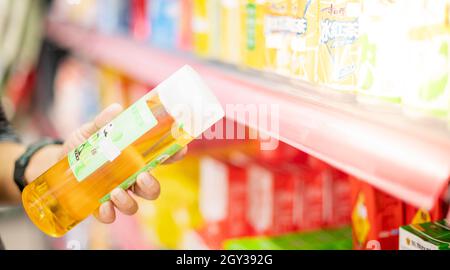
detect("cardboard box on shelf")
[399,220,450,250]
[350,177,404,250]
[224,226,352,250]
[297,166,324,231]
[404,200,445,226]
[247,161,301,235]
[308,157,351,228]
[247,156,327,235]
[198,153,253,248]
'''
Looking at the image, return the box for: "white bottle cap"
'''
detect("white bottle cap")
[156,65,225,138]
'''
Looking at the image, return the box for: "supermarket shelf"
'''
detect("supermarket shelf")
[46,20,450,209]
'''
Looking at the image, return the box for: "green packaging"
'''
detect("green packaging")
[399,220,450,250]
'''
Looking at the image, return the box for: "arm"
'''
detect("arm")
[0,105,24,204]
[0,142,25,204]
[0,104,186,223]
[0,142,62,204]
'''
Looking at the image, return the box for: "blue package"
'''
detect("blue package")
[149,0,180,49]
[96,0,130,35]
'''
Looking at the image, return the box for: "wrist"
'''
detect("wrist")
[24,144,63,184]
[14,139,64,192]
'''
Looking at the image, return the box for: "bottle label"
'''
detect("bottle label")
[68,94,158,182]
[99,143,184,204]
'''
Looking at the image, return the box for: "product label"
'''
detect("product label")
[351,192,370,245]
[248,165,274,233]
[399,221,450,250]
[246,3,257,50]
[99,143,184,204]
[412,209,431,225]
[290,0,320,81]
[68,93,157,182]
[199,157,229,222]
[357,0,409,102]
[318,0,362,90]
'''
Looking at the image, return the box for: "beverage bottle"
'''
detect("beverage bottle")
[22,65,225,237]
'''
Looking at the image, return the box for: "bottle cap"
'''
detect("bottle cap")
[156,65,225,138]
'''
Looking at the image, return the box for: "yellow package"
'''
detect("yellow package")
[242,0,267,69]
[264,0,291,75]
[403,0,450,119]
[357,0,409,105]
[290,0,319,82]
[136,156,202,249]
[209,0,222,59]
[97,66,128,109]
[220,0,243,64]
[193,0,221,58]
[193,0,209,56]
[318,0,362,92]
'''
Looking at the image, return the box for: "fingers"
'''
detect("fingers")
[133,172,161,200]
[110,188,139,216]
[79,103,124,139]
[61,103,124,156]
[164,146,188,164]
[94,201,116,224]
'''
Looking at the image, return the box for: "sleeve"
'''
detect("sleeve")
[0,104,21,143]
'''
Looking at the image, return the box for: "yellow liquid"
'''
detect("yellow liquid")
[22,95,194,237]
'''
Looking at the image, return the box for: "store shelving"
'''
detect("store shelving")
[46,19,450,210]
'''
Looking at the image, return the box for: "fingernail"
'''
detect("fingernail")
[111,188,127,204]
[99,203,109,216]
[140,174,154,188]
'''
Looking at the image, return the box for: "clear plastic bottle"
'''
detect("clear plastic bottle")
[22,65,225,237]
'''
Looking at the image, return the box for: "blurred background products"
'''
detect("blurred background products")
[0,0,449,250]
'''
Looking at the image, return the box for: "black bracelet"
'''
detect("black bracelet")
[14,138,64,192]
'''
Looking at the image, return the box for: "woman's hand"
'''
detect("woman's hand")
[26,103,187,223]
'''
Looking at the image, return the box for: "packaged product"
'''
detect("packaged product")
[130,0,149,41]
[264,0,291,75]
[247,161,309,235]
[350,177,404,250]
[290,0,319,82]
[137,156,202,249]
[242,0,267,69]
[318,0,362,92]
[224,226,352,250]
[403,0,450,119]
[179,0,194,51]
[399,220,450,250]
[404,200,445,225]
[198,153,253,247]
[357,0,409,105]
[220,0,243,64]
[149,0,180,48]
[193,0,221,58]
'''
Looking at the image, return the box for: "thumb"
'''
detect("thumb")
[61,103,124,156]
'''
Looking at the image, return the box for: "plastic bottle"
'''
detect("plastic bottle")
[22,65,225,237]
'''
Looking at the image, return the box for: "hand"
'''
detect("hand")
[26,104,187,223]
